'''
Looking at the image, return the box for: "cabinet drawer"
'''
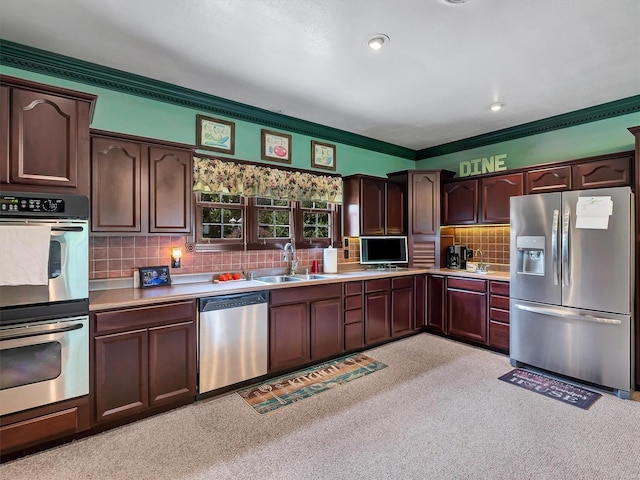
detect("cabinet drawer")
[488,321,510,351]
[392,276,413,290]
[489,307,510,324]
[365,278,391,293]
[490,295,510,310]
[345,308,362,325]
[344,295,362,311]
[489,281,509,296]
[270,284,342,306]
[344,281,362,295]
[95,301,195,334]
[447,277,486,293]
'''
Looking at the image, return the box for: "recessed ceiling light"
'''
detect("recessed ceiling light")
[490,102,505,112]
[443,0,467,4]
[269,106,284,113]
[366,34,390,51]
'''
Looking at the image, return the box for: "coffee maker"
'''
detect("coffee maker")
[446,245,470,269]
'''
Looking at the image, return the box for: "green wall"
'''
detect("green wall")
[0,65,414,177]
[2,62,638,180]
[417,112,640,177]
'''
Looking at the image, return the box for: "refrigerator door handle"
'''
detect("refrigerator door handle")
[561,205,570,287]
[551,209,559,285]
[514,303,622,325]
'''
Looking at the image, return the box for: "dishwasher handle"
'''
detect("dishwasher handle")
[200,291,268,312]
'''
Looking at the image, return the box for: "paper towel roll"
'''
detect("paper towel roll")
[323,246,338,273]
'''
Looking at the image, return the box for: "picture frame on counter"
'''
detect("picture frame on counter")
[311,140,336,171]
[139,266,171,288]
[196,114,235,154]
[261,129,292,163]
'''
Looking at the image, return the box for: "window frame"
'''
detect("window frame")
[194,192,246,251]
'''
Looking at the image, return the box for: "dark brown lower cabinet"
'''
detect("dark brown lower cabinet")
[93,301,196,425]
[426,275,446,334]
[0,396,90,457]
[487,281,510,352]
[391,276,414,336]
[269,303,310,371]
[364,279,391,345]
[414,274,426,330]
[269,284,343,372]
[343,281,364,351]
[446,277,487,344]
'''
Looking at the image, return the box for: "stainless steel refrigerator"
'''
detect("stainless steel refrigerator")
[510,186,635,398]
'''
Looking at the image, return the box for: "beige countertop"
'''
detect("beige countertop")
[89,268,429,312]
[426,268,510,282]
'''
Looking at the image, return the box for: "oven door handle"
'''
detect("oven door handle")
[51,226,85,232]
[1,322,84,341]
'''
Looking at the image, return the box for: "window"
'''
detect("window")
[195,193,245,250]
[246,197,292,249]
[296,200,333,247]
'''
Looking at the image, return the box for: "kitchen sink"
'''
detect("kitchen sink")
[292,274,331,280]
[253,275,302,284]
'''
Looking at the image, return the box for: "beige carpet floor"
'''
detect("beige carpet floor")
[2,333,639,479]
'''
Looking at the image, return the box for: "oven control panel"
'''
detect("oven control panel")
[1,195,66,213]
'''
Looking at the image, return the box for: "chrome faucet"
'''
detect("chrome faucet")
[283,242,298,275]
[475,249,490,272]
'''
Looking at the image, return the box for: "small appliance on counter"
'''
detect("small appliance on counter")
[446,245,471,269]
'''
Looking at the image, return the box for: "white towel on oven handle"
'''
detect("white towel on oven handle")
[0,225,51,285]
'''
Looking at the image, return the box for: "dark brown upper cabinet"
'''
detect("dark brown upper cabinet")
[342,174,405,236]
[91,130,193,234]
[573,156,632,190]
[480,173,524,224]
[525,165,572,193]
[386,169,453,268]
[442,179,478,225]
[1,75,96,197]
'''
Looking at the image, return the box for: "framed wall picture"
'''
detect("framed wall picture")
[196,114,235,154]
[311,140,336,171]
[261,129,292,163]
[139,266,171,288]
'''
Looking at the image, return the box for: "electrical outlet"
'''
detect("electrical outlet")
[344,249,349,259]
[344,238,349,247]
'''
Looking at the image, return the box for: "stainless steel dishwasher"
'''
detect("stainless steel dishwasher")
[198,291,269,395]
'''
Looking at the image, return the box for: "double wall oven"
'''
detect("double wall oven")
[0,192,90,417]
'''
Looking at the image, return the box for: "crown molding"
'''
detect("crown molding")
[2,39,637,162]
[416,96,640,159]
[0,40,415,160]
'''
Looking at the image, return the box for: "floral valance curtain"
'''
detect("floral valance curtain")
[193,157,343,203]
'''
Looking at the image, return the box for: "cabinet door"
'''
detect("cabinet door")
[0,86,8,184]
[149,147,192,233]
[411,171,440,235]
[480,173,523,224]
[310,298,343,360]
[365,291,390,344]
[525,166,572,193]
[361,177,385,235]
[572,157,632,189]
[385,181,405,235]
[391,287,413,336]
[148,321,196,406]
[91,137,143,232]
[426,275,446,334]
[94,329,149,424]
[269,303,310,371]
[447,288,487,344]
[9,88,79,188]
[442,180,478,225]
[414,275,426,329]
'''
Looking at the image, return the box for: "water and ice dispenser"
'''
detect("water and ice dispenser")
[515,236,545,275]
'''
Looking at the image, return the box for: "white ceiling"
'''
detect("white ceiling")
[1,0,639,151]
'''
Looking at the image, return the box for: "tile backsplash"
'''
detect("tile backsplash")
[442,226,510,265]
[90,236,355,279]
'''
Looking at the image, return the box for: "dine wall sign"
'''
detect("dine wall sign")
[458,153,508,177]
